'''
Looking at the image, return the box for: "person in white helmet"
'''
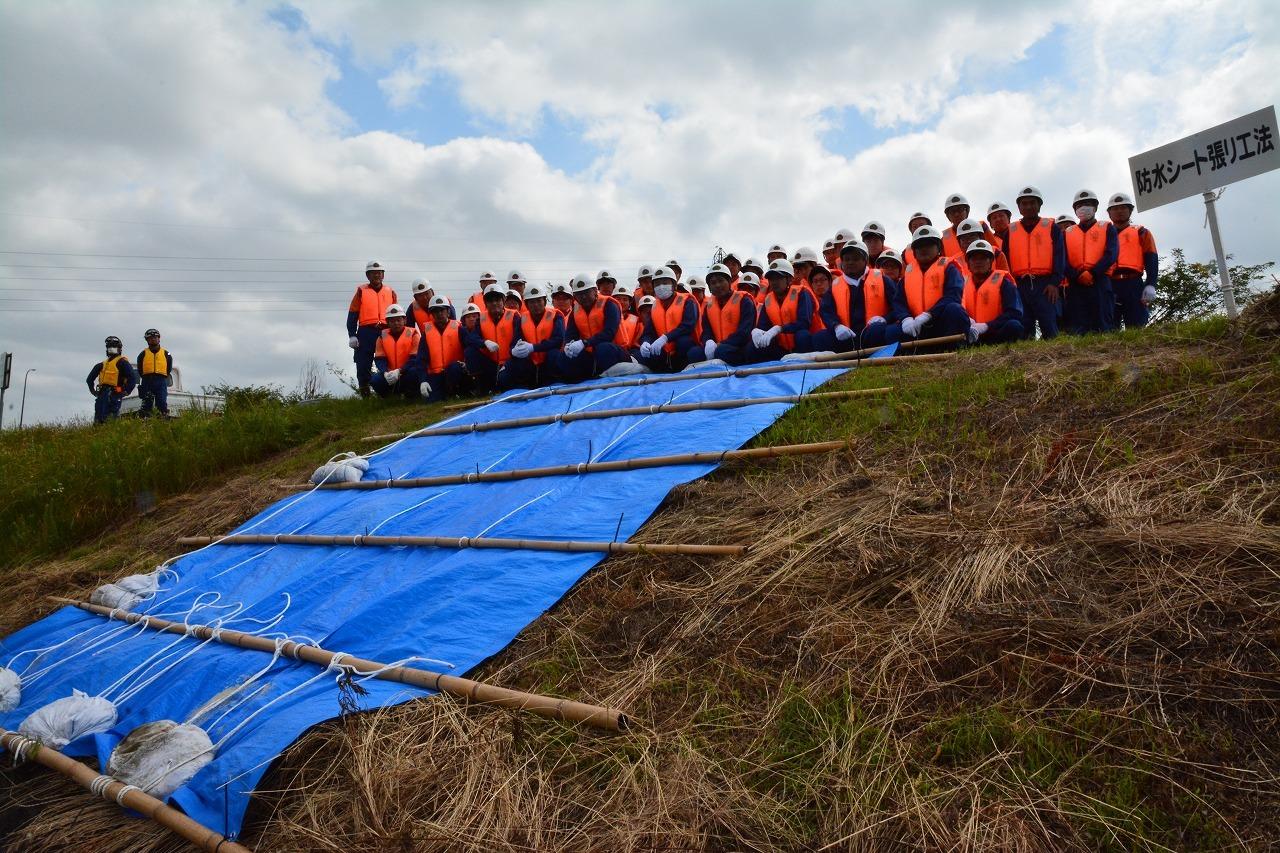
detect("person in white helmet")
[740,258,765,296]
[1105,192,1159,329]
[950,219,1011,275]
[940,193,998,257]
[822,239,839,270]
[985,201,1013,252]
[751,258,822,360]
[791,246,820,286]
[407,278,455,333]
[861,222,888,265]
[506,270,528,296]
[961,241,1024,345]
[766,244,787,263]
[721,251,743,286]
[636,264,655,298]
[462,284,518,393]
[466,271,499,314]
[736,270,762,300]
[595,269,617,298]
[370,304,427,399]
[688,263,756,365]
[830,241,909,351]
[505,288,523,313]
[420,295,469,401]
[1006,186,1066,340]
[499,284,565,390]
[550,281,574,316]
[1064,189,1119,334]
[638,266,700,371]
[346,261,399,397]
[901,226,970,342]
[555,273,628,381]
[902,212,932,269]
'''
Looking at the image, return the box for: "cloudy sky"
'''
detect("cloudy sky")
[1,0,1277,425]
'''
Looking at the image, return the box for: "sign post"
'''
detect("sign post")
[0,352,11,430]
[1129,104,1278,319]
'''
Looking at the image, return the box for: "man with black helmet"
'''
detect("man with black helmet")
[136,328,173,418]
[86,336,137,424]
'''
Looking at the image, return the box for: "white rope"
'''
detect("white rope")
[114,784,139,806]
[473,489,555,538]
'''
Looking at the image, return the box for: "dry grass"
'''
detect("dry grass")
[3,305,1280,852]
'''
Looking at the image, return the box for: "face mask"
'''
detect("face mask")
[106,347,121,356]
[1076,205,1096,220]
[654,284,673,300]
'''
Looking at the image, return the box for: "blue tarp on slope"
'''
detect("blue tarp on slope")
[1,356,882,835]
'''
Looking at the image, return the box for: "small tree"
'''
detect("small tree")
[296,357,326,400]
[1150,249,1274,325]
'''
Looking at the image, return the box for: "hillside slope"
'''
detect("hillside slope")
[3,302,1279,852]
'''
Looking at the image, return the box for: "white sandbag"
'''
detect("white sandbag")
[0,666,20,712]
[18,689,118,749]
[780,351,834,362]
[89,572,160,612]
[108,720,214,799]
[600,361,652,377]
[310,455,368,485]
[681,359,727,371]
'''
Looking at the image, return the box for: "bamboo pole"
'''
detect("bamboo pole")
[829,333,966,362]
[441,350,952,411]
[48,597,628,732]
[0,727,251,853]
[291,439,850,491]
[175,533,746,557]
[364,386,891,442]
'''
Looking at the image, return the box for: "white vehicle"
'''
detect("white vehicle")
[120,367,224,417]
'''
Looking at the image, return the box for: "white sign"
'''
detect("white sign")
[1128,105,1278,211]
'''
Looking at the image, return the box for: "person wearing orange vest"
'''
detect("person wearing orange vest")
[688,263,756,366]
[1064,188,1119,334]
[721,251,743,287]
[556,273,628,381]
[463,284,517,393]
[467,271,499,312]
[637,266,700,372]
[1105,191,1159,330]
[962,241,1024,345]
[940,193,1000,257]
[505,288,524,313]
[736,270,762,301]
[550,282,574,316]
[766,244,787,263]
[505,270,527,298]
[822,239,839,272]
[407,278,455,332]
[346,261,399,397]
[751,258,822,360]
[594,269,617,298]
[86,335,137,424]
[985,201,1013,253]
[370,305,428,400]
[629,295,655,358]
[859,222,887,266]
[834,240,909,350]
[497,284,564,391]
[419,295,469,401]
[635,264,655,298]
[809,264,846,351]
[901,212,932,269]
[1005,185,1066,340]
[136,328,173,418]
[950,219,1011,274]
[900,226,970,341]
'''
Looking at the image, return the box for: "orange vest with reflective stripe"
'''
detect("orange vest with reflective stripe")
[479,309,516,364]
[1006,218,1055,277]
[903,257,954,316]
[422,320,463,374]
[963,271,1013,325]
[1110,224,1146,274]
[376,327,421,371]
[762,285,821,351]
[705,291,746,342]
[355,284,396,327]
[859,269,891,321]
[1065,222,1108,271]
[521,309,558,366]
[653,292,699,353]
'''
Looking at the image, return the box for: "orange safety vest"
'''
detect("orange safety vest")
[376,327,421,371]
[618,313,642,349]
[762,285,822,351]
[826,274,851,328]
[903,256,955,316]
[1065,222,1109,272]
[422,320,463,374]
[704,291,746,343]
[520,309,558,366]
[468,291,487,311]
[1005,218,1055,277]
[952,250,1011,276]
[479,308,517,363]
[942,221,1001,258]
[1109,224,1147,275]
[652,292,699,353]
[354,284,396,328]
[859,269,891,321]
[963,270,1014,325]
[572,298,610,352]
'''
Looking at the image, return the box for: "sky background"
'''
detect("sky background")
[2,0,1278,425]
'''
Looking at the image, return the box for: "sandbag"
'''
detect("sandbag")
[310,455,369,485]
[0,666,20,712]
[682,359,727,371]
[780,351,834,362]
[600,361,652,377]
[18,689,118,749]
[108,720,214,799]
[89,572,160,612]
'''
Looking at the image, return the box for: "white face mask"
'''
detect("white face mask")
[1076,205,1096,220]
[654,284,674,300]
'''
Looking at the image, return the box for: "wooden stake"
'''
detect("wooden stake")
[175,532,746,557]
[811,333,965,363]
[291,439,849,491]
[0,727,251,853]
[363,386,891,442]
[47,597,629,732]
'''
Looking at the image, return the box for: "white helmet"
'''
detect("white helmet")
[636,295,657,309]
[1056,214,1076,226]
[907,211,932,226]
[877,248,903,266]
[613,283,633,297]
[737,271,761,290]
[1015,185,1044,203]
[911,225,943,244]
[822,239,836,253]
[665,257,681,269]
[1107,191,1136,210]
[833,227,856,244]
[483,283,506,297]
[965,239,996,257]
[839,239,868,257]
[766,258,795,278]
[687,274,706,291]
[767,243,787,256]
[461,303,482,318]
[365,261,385,272]
[570,274,596,294]
[506,270,526,286]
[955,218,984,238]
[706,263,732,281]
[987,201,1013,217]
[1072,188,1100,208]
[792,246,820,264]
[384,303,406,319]
[743,256,764,273]
[506,288,523,302]
[524,284,547,300]
[428,295,451,309]
[551,282,572,295]
[596,269,616,283]
[861,221,887,238]
[943,193,970,210]
[478,270,498,284]
[652,265,677,283]
[411,277,432,294]
[637,264,654,280]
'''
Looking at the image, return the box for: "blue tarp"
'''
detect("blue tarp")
[1,354,884,835]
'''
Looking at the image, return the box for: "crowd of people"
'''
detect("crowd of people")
[345,187,1159,402]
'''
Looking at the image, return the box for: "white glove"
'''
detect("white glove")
[652,334,668,353]
[511,340,533,358]
[564,339,585,358]
[972,322,988,336]
[867,315,885,325]
[704,339,717,359]
[834,324,854,341]
[419,381,432,397]
[639,341,652,358]
[914,312,931,328]
[901,316,918,337]
[348,336,359,349]
[750,328,766,347]
[766,325,782,343]
[383,369,400,384]
[1141,285,1156,305]
[484,339,499,353]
